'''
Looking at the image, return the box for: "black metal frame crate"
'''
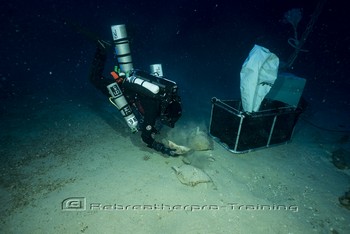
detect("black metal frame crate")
[209,98,302,153]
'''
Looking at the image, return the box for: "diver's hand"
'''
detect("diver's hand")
[162,147,179,157]
[151,142,179,157]
[168,140,191,155]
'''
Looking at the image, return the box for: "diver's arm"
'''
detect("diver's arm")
[140,99,177,157]
[152,141,178,157]
[141,128,177,157]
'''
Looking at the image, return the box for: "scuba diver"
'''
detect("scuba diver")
[89,24,182,157]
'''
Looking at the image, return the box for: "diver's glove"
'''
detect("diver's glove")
[151,141,178,157]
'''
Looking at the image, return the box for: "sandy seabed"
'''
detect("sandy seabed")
[0,97,349,234]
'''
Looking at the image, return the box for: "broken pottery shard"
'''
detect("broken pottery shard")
[171,164,212,187]
[168,140,191,155]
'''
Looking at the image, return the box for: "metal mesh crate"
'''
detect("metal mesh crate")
[209,98,303,153]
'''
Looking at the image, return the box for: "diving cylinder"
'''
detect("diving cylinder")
[111,24,133,74]
[106,82,138,132]
[126,75,160,94]
[150,64,163,77]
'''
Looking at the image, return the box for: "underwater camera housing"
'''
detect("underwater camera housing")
[125,70,182,128]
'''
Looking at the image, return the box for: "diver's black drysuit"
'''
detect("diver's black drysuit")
[89,43,181,157]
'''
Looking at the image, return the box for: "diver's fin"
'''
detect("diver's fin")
[64,19,112,49]
[97,39,112,49]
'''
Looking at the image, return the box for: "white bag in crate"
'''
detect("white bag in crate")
[240,45,279,112]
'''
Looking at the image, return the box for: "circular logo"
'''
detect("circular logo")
[146,125,152,131]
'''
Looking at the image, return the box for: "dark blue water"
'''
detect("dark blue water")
[1,0,348,118]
